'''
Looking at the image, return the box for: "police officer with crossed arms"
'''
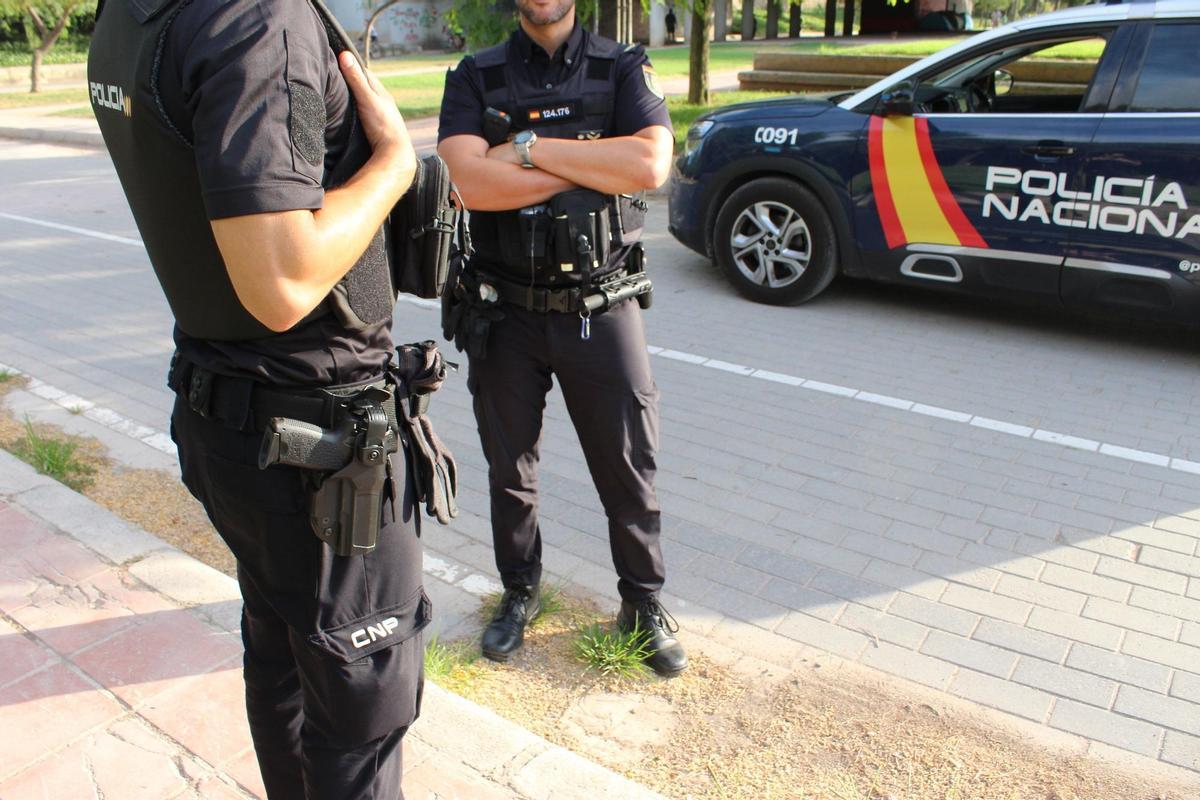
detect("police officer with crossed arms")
[438,0,687,675]
[88,0,439,795]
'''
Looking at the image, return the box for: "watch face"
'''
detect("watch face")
[515,131,533,144]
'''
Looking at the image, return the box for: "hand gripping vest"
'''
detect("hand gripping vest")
[466,31,645,286]
[88,0,393,341]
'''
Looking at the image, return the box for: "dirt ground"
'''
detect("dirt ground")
[1,378,1196,800]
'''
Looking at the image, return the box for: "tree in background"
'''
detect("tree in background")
[0,0,84,92]
[685,0,710,103]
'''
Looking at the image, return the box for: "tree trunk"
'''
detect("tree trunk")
[824,0,836,36]
[30,48,42,93]
[740,0,753,40]
[789,1,801,36]
[842,0,854,35]
[687,0,710,105]
[765,0,778,38]
[363,0,402,70]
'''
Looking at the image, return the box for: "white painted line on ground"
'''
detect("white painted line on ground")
[855,391,914,411]
[4,215,1198,479]
[1099,443,1170,468]
[1033,429,1100,452]
[970,416,1035,438]
[0,212,143,247]
[910,403,973,423]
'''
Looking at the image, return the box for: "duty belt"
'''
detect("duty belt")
[167,353,390,433]
[488,269,628,314]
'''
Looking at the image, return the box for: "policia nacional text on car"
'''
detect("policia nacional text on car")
[88,0,460,796]
[438,0,687,675]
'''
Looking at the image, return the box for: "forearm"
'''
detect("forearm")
[529,136,669,195]
[439,147,575,210]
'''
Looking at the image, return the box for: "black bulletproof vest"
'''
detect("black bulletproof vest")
[88,0,393,342]
[467,31,624,276]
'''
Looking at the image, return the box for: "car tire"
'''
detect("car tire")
[712,178,838,305]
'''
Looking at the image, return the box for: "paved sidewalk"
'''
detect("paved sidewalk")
[0,447,664,800]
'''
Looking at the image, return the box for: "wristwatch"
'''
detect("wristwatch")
[513,130,538,169]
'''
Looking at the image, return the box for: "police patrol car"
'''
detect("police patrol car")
[668,0,1200,323]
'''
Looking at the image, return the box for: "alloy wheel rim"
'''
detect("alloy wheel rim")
[729,201,812,289]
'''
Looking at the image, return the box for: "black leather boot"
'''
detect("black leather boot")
[481,585,541,662]
[617,596,688,676]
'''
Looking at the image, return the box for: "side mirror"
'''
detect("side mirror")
[993,69,1014,96]
[878,82,915,116]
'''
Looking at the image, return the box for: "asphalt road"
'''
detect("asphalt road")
[3,138,1200,773]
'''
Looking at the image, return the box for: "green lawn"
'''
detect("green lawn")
[0,46,90,68]
[381,71,452,118]
[0,87,88,109]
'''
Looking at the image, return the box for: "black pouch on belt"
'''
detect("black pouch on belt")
[389,154,459,299]
[549,189,609,279]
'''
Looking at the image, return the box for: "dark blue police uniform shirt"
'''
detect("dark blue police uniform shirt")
[157,0,391,387]
[159,0,352,220]
[438,24,673,143]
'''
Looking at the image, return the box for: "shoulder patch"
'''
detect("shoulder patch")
[642,65,663,99]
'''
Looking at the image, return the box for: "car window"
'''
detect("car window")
[915,33,1110,114]
[1127,23,1200,113]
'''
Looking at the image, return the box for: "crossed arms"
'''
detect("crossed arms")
[437,126,674,211]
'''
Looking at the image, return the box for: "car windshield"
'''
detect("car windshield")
[925,36,1106,89]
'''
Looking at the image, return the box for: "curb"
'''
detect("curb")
[0,447,666,800]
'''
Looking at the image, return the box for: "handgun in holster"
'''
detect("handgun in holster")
[258,387,399,557]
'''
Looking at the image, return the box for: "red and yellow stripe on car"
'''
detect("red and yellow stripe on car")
[868,116,988,250]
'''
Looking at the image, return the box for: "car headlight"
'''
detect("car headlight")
[684,120,714,158]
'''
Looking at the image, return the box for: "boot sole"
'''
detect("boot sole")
[481,645,520,663]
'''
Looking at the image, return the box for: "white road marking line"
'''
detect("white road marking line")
[382,296,1200,477]
[4,216,1197,478]
[0,212,143,247]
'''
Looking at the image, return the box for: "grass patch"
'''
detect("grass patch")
[50,105,94,118]
[0,369,15,383]
[0,45,89,68]
[11,417,95,491]
[424,633,485,693]
[0,87,89,110]
[380,71,451,119]
[572,621,651,678]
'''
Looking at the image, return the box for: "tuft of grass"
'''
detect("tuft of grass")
[0,368,15,383]
[572,621,652,678]
[479,582,566,626]
[12,417,95,491]
[424,633,484,693]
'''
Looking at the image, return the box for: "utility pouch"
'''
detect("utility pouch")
[549,189,609,277]
[516,204,552,269]
[389,154,459,299]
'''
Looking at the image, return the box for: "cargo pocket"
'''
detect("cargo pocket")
[297,588,432,747]
[631,384,660,473]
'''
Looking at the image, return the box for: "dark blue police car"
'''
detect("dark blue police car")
[668,1,1200,323]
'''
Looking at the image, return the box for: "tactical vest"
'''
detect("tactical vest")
[468,31,643,284]
[88,0,393,342]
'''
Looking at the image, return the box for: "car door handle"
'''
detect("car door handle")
[1022,142,1076,158]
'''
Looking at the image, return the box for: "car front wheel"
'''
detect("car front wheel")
[713,178,838,305]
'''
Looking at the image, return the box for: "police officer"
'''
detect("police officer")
[88,0,428,796]
[438,0,686,675]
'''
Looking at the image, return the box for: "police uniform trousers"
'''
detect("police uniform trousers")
[172,393,425,800]
[467,297,666,602]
